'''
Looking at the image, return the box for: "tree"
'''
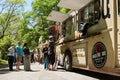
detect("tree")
[29,0,60,42]
[30,0,69,42]
[0,0,25,39]
[0,0,25,60]
[0,0,69,60]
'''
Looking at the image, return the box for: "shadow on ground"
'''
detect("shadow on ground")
[25,69,40,72]
[72,68,120,80]
[0,68,11,74]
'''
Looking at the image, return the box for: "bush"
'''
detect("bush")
[0,59,8,65]
[0,36,14,60]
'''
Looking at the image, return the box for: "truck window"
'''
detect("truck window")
[77,0,100,37]
[80,0,100,24]
[118,0,120,15]
[62,17,74,41]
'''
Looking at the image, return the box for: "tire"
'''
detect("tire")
[64,54,72,71]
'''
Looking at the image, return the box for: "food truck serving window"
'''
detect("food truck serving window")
[77,0,100,37]
[79,0,100,24]
[62,17,74,40]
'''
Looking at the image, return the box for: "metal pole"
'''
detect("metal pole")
[113,0,118,67]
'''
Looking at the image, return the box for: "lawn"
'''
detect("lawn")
[0,59,8,65]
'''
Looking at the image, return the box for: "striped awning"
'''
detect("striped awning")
[57,0,92,10]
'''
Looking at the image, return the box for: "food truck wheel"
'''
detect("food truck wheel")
[64,54,72,71]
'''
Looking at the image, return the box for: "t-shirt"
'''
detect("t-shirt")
[16,45,23,56]
[42,47,48,57]
[23,46,30,55]
[8,47,15,56]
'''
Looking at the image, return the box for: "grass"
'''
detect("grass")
[0,59,8,65]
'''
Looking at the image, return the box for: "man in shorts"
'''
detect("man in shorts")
[16,41,23,70]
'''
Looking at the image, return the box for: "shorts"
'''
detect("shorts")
[17,56,22,62]
[49,53,55,65]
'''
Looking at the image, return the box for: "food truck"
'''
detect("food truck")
[47,0,120,76]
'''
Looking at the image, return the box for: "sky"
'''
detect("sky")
[24,0,34,11]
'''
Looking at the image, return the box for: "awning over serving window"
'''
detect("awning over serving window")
[47,10,69,22]
[57,0,92,10]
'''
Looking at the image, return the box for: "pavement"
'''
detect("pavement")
[0,63,44,80]
[0,63,99,80]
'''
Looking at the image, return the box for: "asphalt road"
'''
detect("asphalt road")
[0,63,100,80]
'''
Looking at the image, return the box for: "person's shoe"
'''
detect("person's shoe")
[25,69,32,71]
[9,69,13,71]
[18,68,22,70]
[52,69,57,71]
[49,68,51,71]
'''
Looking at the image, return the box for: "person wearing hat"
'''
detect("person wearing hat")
[7,43,15,71]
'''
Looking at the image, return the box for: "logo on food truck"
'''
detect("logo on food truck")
[92,42,107,68]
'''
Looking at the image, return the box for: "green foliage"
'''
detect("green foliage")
[16,13,41,49]
[21,29,40,49]
[59,8,70,13]
[30,0,69,42]
[0,0,70,60]
[30,0,60,42]
[0,0,24,39]
[0,59,8,65]
[0,36,14,60]
[6,0,25,4]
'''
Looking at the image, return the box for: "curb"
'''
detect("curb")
[0,64,8,68]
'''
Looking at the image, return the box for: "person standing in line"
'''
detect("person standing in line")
[37,48,41,64]
[48,36,55,70]
[31,50,35,63]
[42,43,49,70]
[23,43,31,71]
[7,43,15,71]
[16,41,23,70]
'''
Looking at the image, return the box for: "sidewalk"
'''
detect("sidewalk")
[0,63,66,80]
[0,63,99,80]
[0,63,44,80]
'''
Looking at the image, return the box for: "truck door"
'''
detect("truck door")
[117,0,120,67]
